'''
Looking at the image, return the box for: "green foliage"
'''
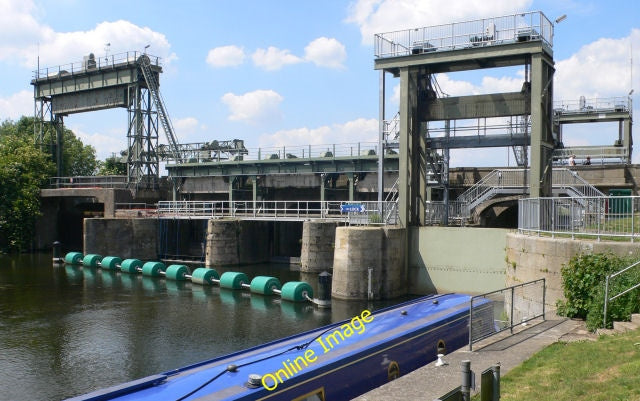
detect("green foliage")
[0,120,55,252]
[97,155,127,176]
[556,253,623,318]
[556,252,640,331]
[61,128,97,176]
[368,213,383,224]
[0,116,98,252]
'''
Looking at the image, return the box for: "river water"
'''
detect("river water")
[0,253,409,400]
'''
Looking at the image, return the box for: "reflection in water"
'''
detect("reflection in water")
[0,254,412,400]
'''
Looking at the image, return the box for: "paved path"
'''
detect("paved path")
[354,318,583,401]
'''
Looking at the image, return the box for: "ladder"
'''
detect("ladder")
[137,55,182,162]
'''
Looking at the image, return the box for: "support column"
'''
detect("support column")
[623,118,633,163]
[228,176,235,204]
[399,67,422,227]
[252,175,258,215]
[348,172,355,201]
[378,70,386,206]
[320,173,326,218]
[529,53,554,197]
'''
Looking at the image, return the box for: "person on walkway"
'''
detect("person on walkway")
[569,154,576,166]
[584,156,591,165]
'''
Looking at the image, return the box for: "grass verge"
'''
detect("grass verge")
[482,329,640,401]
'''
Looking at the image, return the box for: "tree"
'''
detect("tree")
[0,124,55,252]
[61,128,98,176]
[97,155,127,175]
[0,116,98,252]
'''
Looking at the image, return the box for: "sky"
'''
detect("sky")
[0,0,638,168]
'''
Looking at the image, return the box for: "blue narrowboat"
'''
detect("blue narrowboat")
[68,293,493,401]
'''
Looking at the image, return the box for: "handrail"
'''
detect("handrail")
[603,259,640,327]
[33,51,161,79]
[469,278,545,351]
[375,11,553,58]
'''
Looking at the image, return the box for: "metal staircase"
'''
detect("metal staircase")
[138,55,182,162]
[446,168,604,221]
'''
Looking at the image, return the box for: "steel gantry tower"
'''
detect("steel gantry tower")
[375,11,556,227]
[32,51,181,189]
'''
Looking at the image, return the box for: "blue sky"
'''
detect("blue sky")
[1,0,638,167]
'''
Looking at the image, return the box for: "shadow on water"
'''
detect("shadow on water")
[0,254,416,400]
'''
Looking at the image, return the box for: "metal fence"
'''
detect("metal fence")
[469,278,546,351]
[604,259,640,327]
[425,201,469,225]
[553,96,631,114]
[375,11,553,58]
[34,51,161,79]
[49,176,128,188]
[519,196,640,241]
[157,200,399,225]
[165,142,381,164]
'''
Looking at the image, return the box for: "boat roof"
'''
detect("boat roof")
[69,293,473,401]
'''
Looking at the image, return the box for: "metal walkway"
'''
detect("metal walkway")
[156,200,399,225]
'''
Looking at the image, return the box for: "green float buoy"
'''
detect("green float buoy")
[166,265,189,281]
[82,254,102,268]
[249,276,281,295]
[120,259,143,274]
[142,261,165,277]
[219,272,249,290]
[281,281,313,302]
[191,268,219,285]
[100,256,122,270]
[64,252,83,265]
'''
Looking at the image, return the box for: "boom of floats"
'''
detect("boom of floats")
[62,252,495,401]
[62,252,316,303]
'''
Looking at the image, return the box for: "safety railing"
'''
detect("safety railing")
[519,196,640,241]
[553,169,605,198]
[603,259,640,327]
[33,51,161,79]
[157,200,399,225]
[48,176,128,189]
[469,278,546,351]
[375,11,553,58]
[425,201,469,225]
[552,146,629,165]
[553,96,631,114]
[166,142,381,164]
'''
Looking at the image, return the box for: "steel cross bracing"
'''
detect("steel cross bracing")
[138,55,182,162]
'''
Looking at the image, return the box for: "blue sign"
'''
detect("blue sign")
[340,204,366,213]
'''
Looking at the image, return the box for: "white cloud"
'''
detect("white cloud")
[252,47,303,71]
[0,0,175,68]
[251,38,348,71]
[258,118,378,147]
[206,45,245,67]
[346,0,533,45]
[555,29,639,100]
[70,126,126,161]
[173,117,200,142]
[221,90,284,124]
[304,37,346,69]
[0,90,34,120]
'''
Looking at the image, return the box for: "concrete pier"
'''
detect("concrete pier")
[332,226,406,300]
[84,218,158,259]
[205,219,270,266]
[300,221,339,273]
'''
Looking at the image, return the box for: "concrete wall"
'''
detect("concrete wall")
[84,218,158,260]
[300,221,338,272]
[332,226,406,300]
[410,227,509,295]
[505,233,640,311]
[205,219,270,266]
